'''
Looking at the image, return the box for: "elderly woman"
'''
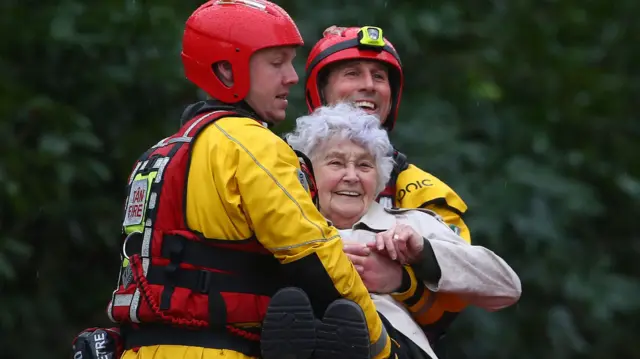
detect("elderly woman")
[261,103,521,359]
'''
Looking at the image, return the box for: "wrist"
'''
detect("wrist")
[391,265,419,301]
[412,238,441,286]
[407,236,425,265]
[396,266,412,293]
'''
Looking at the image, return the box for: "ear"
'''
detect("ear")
[212,61,234,87]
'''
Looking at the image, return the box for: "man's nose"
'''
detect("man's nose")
[283,62,299,85]
[359,73,375,91]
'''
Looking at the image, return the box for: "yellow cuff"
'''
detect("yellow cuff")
[391,265,418,302]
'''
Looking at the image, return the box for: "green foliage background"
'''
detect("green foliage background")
[1,0,638,358]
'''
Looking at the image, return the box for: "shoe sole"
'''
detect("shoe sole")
[261,287,316,359]
[315,299,371,359]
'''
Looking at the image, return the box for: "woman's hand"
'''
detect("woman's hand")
[368,223,424,264]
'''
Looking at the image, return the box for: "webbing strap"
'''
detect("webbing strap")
[145,265,279,296]
[124,234,280,275]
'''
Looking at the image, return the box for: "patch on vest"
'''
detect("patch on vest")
[123,178,148,226]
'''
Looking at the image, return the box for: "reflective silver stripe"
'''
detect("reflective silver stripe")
[106,299,115,323]
[183,111,226,137]
[112,294,134,306]
[151,156,162,169]
[370,321,389,358]
[128,161,142,185]
[166,136,192,145]
[142,227,152,275]
[141,227,152,258]
[153,110,231,148]
[107,254,127,323]
[148,192,157,209]
[129,289,141,323]
[152,136,170,148]
[142,257,150,277]
[154,158,170,183]
[152,136,192,148]
[267,236,339,252]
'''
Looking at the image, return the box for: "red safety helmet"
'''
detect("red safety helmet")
[305,26,404,131]
[181,0,304,103]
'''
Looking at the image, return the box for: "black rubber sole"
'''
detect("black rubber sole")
[315,299,371,359]
[261,287,317,359]
[261,287,371,359]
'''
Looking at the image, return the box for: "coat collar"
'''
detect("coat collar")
[351,202,397,232]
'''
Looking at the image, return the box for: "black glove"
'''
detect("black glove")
[72,327,123,359]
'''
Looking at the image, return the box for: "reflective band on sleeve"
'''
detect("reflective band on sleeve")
[370,322,389,358]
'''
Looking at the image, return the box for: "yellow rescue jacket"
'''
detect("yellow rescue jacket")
[186,114,390,358]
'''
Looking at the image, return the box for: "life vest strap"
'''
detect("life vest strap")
[145,265,279,296]
[124,233,280,274]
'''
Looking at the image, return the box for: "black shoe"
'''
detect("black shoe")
[261,287,372,359]
[315,298,371,359]
[261,287,317,359]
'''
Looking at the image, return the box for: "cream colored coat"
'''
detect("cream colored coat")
[337,202,521,358]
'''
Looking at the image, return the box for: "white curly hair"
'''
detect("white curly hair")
[285,102,394,195]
